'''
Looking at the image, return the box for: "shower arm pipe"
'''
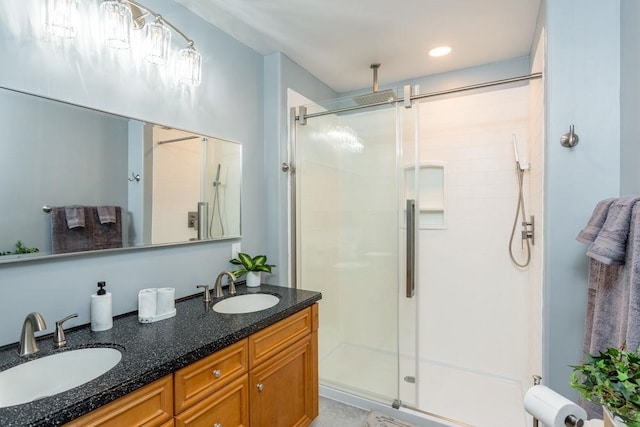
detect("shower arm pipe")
[296,72,543,121]
[122,0,195,47]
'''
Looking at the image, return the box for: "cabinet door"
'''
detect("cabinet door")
[249,332,318,427]
[174,374,249,427]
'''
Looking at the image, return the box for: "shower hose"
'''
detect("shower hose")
[509,162,531,268]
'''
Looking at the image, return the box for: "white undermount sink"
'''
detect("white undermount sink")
[0,347,122,408]
[212,293,280,314]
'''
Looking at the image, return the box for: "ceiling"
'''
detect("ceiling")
[174,0,542,93]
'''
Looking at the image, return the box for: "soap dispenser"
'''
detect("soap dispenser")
[90,281,113,331]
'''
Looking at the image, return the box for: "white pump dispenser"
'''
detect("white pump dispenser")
[90,281,113,331]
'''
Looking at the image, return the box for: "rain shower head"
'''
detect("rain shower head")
[351,64,397,106]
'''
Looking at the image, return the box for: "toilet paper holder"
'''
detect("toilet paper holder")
[531,376,584,427]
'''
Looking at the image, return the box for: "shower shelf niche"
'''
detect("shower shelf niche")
[404,163,447,230]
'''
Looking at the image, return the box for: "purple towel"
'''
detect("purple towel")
[586,196,640,265]
[576,198,616,244]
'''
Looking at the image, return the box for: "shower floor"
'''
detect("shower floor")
[321,343,527,427]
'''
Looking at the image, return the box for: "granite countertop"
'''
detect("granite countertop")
[0,284,321,426]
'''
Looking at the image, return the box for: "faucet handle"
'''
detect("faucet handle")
[53,313,78,349]
[227,272,237,295]
[196,285,211,303]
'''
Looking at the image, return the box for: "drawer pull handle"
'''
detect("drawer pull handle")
[212,369,222,378]
[214,424,222,427]
[257,383,264,392]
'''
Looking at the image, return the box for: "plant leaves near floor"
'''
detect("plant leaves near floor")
[570,346,640,426]
[229,253,276,278]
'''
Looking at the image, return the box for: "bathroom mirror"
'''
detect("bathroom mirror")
[0,87,241,263]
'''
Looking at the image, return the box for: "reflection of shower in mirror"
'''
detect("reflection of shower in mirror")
[209,163,226,238]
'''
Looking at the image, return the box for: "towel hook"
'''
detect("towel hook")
[128,172,141,182]
[560,124,579,148]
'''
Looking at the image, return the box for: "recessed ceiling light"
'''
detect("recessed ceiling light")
[429,46,452,57]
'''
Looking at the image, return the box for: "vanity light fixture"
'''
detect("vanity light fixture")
[45,0,203,87]
[46,0,80,38]
[100,0,132,49]
[429,46,452,57]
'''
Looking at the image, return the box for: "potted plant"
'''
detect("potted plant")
[229,253,276,287]
[570,347,640,427]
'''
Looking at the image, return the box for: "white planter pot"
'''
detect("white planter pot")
[604,408,628,427]
[246,271,261,287]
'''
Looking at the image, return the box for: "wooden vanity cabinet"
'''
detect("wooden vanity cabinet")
[66,304,318,427]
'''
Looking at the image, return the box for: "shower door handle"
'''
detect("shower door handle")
[406,199,416,298]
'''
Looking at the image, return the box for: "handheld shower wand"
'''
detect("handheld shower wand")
[213,163,221,187]
[509,134,533,268]
[209,163,225,237]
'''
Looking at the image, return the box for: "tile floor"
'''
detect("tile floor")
[310,396,369,427]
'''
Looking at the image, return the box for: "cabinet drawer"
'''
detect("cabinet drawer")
[174,339,248,414]
[65,375,173,427]
[174,374,249,427]
[249,306,316,369]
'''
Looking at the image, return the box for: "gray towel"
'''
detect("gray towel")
[586,196,640,265]
[51,206,123,254]
[576,198,616,244]
[97,206,116,224]
[579,200,640,418]
[92,206,123,250]
[64,205,86,229]
[622,204,640,352]
[52,207,93,254]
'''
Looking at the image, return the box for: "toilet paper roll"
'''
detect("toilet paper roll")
[156,287,175,315]
[138,288,158,319]
[524,385,587,427]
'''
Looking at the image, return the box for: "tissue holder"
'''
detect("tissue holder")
[138,287,177,323]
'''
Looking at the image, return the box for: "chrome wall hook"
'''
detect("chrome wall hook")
[560,124,579,148]
[128,172,141,182]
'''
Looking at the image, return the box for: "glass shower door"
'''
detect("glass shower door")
[295,101,406,404]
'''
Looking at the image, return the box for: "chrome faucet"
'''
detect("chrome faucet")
[214,271,237,297]
[19,312,47,357]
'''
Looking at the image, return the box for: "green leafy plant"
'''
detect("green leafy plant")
[0,240,39,256]
[229,253,275,278]
[570,347,640,426]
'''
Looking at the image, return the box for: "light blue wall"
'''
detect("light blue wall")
[263,52,337,286]
[0,0,265,346]
[544,0,621,398]
[621,0,640,195]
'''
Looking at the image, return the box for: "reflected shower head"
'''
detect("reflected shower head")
[352,64,397,106]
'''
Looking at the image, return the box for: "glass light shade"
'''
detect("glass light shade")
[47,0,80,38]
[100,0,132,49]
[177,46,202,86]
[144,20,171,65]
